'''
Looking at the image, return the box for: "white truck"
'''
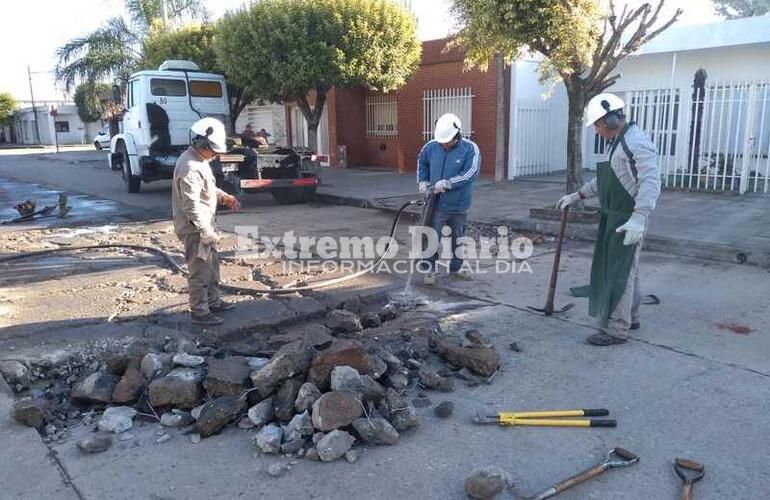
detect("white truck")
[109,60,319,203]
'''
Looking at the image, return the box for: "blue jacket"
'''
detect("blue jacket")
[417,138,480,213]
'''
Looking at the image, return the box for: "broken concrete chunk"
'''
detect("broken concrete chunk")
[352,417,399,445]
[72,372,119,405]
[205,356,252,398]
[418,367,455,392]
[330,366,385,401]
[390,404,422,432]
[273,376,303,422]
[250,341,314,398]
[111,367,145,404]
[280,438,307,455]
[311,391,363,432]
[367,355,387,380]
[360,312,382,328]
[195,396,245,438]
[307,340,370,390]
[0,360,29,385]
[160,410,195,427]
[140,353,169,379]
[294,382,322,413]
[247,397,274,427]
[378,303,399,322]
[172,352,205,368]
[316,430,355,462]
[148,368,204,409]
[246,357,270,371]
[435,339,499,378]
[282,410,313,442]
[97,406,137,434]
[12,397,47,428]
[464,329,493,347]
[77,433,113,454]
[255,423,283,454]
[464,466,512,500]
[104,355,132,376]
[324,309,362,334]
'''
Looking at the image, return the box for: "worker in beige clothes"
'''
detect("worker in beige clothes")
[172,117,241,326]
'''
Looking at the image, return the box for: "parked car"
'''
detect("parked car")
[94,125,111,150]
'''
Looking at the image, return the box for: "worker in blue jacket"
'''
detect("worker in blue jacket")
[417,113,481,285]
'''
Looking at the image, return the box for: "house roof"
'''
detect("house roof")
[637,16,770,55]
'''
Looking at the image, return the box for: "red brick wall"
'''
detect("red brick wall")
[330,88,367,167]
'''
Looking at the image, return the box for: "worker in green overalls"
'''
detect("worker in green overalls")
[557,93,661,346]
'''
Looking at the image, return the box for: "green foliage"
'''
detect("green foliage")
[73,83,112,123]
[216,0,421,113]
[452,0,602,81]
[126,0,208,32]
[0,92,19,127]
[144,22,218,71]
[713,0,770,18]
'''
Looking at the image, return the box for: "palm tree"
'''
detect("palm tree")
[54,0,207,91]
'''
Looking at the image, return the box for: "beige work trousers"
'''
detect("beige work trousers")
[603,242,643,340]
[182,233,221,316]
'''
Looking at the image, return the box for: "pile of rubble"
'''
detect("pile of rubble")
[7,301,500,464]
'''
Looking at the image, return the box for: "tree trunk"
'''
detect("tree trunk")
[296,87,328,154]
[306,119,319,152]
[565,78,586,194]
[494,52,506,182]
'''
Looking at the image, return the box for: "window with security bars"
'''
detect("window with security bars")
[423,88,474,141]
[365,93,398,138]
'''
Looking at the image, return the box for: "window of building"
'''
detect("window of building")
[55,121,70,133]
[422,87,474,141]
[366,92,398,138]
[150,78,187,97]
[190,80,223,98]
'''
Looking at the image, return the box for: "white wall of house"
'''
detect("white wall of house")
[14,103,101,146]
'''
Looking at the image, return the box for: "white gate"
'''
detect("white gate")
[510,99,551,177]
[422,88,474,141]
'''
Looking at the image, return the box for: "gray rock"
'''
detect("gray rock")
[12,397,46,428]
[148,368,204,409]
[282,410,313,442]
[378,303,399,321]
[280,438,307,454]
[267,463,289,478]
[246,357,270,371]
[316,430,356,462]
[312,432,326,444]
[307,340,370,390]
[330,366,385,401]
[390,405,422,432]
[97,406,137,433]
[140,353,168,379]
[305,447,320,461]
[250,341,314,398]
[195,396,245,437]
[160,410,194,427]
[311,392,363,432]
[205,356,252,397]
[418,367,455,392]
[434,401,454,418]
[273,377,303,421]
[464,466,512,500]
[238,416,255,429]
[247,397,275,427]
[360,312,381,328]
[111,366,145,404]
[0,360,29,385]
[352,417,399,445]
[368,355,388,380]
[71,372,119,405]
[191,403,205,421]
[172,352,205,367]
[256,423,283,454]
[384,373,409,391]
[294,382,322,413]
[324,309,362,334]
[77,433,112,453]
[345,449,359,463]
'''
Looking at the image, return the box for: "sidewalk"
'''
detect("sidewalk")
[315,167,770,267]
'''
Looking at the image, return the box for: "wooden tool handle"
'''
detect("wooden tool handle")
[544,207,569,315]
[681,484,693,500]
[554,464,607,493]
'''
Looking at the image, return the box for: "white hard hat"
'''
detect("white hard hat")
[434,113,462,143]
[585,93,625,127]
[190,117,227,153]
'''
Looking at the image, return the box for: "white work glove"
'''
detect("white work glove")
[556,192,581,210]
[200,227,221,246]
[434,179,452,193]
[418,181,429,194]
[616,212,646,246]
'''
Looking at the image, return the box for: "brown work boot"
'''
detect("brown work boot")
[210,300,236,312]
[587,332,627,346]
[191,312,224,326]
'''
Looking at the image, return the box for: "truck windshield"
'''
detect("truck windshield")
[150,78,187,97]
[189,80,223,98]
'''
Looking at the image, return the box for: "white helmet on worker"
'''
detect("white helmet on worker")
[190,117,227,153]
[434,113,462,143]
[584,93,625,127]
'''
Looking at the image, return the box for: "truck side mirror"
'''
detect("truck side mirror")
[112,84,121,104]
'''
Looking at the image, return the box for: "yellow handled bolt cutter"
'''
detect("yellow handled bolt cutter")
[474,408,616,428]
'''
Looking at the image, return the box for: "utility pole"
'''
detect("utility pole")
[27,65,41,144]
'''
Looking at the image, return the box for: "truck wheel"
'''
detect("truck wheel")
[271,187,306,204]
[119,145,141,193]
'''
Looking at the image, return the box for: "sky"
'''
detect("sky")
[0,0,720,102]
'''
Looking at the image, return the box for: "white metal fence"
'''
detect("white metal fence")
[365,92,398,138]
[586,81,770,194]
[510,99,551,177]
[422,88,474,141]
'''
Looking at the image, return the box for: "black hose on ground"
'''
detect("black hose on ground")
[0,200,420,296]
